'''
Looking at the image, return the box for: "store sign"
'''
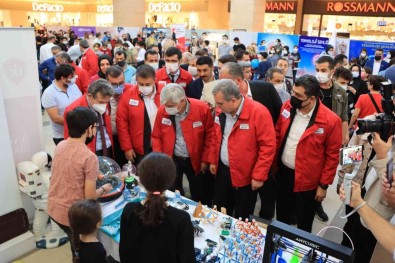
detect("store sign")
[97,5,113,13]
[265,1,297,13]
[148,2,181,13]
[304,1,395,16]
[327,2,395,13]
[32,2,64,12]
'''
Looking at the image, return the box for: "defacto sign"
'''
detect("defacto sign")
[32,3,64,12]
[148,2,181,13]
[97,5,113,13]
[265,1,297,13]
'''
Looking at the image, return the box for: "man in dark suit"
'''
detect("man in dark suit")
[219,62,282,220]
[186,56,216,99]
[365,48,389,75]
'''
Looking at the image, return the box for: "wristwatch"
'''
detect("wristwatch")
[319,183,329,190]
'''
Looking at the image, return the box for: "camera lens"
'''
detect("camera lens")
[356,119,383,134]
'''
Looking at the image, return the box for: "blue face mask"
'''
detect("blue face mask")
[113,84,124,95]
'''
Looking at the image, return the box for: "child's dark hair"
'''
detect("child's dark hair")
[137,152,176,226]
[66,107,98,138]
[68,199,102,263]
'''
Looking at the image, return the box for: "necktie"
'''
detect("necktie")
[169,74,175,83]
[97,113,108,156]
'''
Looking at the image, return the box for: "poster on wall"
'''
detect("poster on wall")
[256,33,299,53]
[335,37,350,58]
[70,26,96,38]
[116,27,141,39]
[297,35,329,76]
[171,24,186,52]
[96,27,117,39]
[348,40,395,61]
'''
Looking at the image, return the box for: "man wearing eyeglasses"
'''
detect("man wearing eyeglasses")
[41,64,82,145]
[102,66,133,166]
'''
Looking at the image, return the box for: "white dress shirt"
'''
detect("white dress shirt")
[142,90,158,131]
[373,60,381,75]
[39,42,55,63]
[281,104,315,169]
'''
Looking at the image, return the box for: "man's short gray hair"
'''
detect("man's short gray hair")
[55,51,72,63]
[221,62,244,79]
[51,45,61,52]
[79,39,90,49]
[237,61,251,70]
[88,79,114,98]
[212,79,241,101]
[160,83,185,104]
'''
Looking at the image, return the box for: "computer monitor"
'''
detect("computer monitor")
[263,221,355,263]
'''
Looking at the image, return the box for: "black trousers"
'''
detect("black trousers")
[276,162,317,232]
[213,161,257,220]
[95,146,113,158]
[53,138,64,145]
[342,205,377,263]
[112,135,128,167]
[259,172,276,220]
[171,156,204,203]
[51,218,74,258]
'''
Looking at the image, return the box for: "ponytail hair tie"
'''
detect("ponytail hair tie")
[153,191,161,195]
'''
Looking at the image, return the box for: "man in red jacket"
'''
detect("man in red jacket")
[208,79,276,219]
[64,79,114,157]
[275,75,342,232]
[152,83,214,203]
[155,47,192,90]
[117,65,160,165]
[55,51,90,94]
[79,39,99,77]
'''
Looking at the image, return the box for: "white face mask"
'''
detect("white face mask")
[387,53,392,59]
[352,71,359,78]
[92,103,107,115]
[274,83,285,91]
[139,85,153,96]
[148,62,159,71]
[336,81,348,90]
[293,48,298,52]
[63,40,68,45]
[165,106,178,115]
[166,62,179,73]
[70,76,77,85]
[316,72,330,84]
[188,66,198,76]
[360,52,366,58]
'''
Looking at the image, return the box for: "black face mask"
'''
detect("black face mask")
[85,135,94,145]
[117,60,126,67]
[374,55,382,61]
[290,96,310,109]
[123,38,127,41]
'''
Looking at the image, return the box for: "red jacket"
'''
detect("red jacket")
[275,100,342,192]
[90,74,100,83]
[71,63,90,94]
[155,67,193,89]
[152,98,214,174]
[208,98,276,187]
[63,95,114,154]
[116,85,160,155]
[81,48,99,77]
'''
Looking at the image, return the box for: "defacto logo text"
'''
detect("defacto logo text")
[148,2,181,13]
[265,2,295,12]
[97,5,113,13]
[32,3,64,12]
[327,2,395,13]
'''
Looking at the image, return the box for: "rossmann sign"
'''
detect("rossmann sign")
[305,0,395,16]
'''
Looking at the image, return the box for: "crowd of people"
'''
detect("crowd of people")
[35,29,395,263]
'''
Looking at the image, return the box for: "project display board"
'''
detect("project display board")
[297,35,330,76]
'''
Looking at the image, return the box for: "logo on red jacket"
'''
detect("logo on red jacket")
[2,57,26,85]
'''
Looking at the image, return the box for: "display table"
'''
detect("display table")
[98,190,267,262]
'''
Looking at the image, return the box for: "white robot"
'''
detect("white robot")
[16,152,68,249]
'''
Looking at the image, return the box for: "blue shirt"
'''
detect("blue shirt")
[257,60,272,77]
[124,65,136,84]
[41,82,82,138]
[38,57,57,81]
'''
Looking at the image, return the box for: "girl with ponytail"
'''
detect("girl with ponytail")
[68,199,107,263]
[119,152,195,263]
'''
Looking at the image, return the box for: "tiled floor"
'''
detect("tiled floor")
[13,112,346,263]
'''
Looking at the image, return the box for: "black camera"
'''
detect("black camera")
[356,82,395,141]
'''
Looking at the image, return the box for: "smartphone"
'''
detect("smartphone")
[339,145,364,165]
[387,159,393,185]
